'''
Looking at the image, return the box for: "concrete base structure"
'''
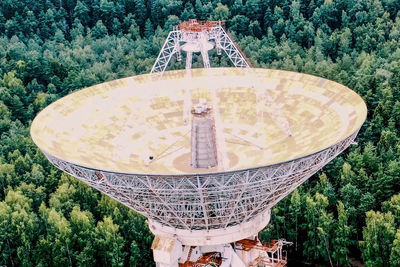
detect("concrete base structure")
[150,209,290,266]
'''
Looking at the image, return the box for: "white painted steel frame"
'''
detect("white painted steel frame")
[150,30,181,74]
[43,130,359,232]
[150,26,250,76]
[210,27,250,68]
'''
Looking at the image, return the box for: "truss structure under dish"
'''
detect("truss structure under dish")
[44,130,359,234]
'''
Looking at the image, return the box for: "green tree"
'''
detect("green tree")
[229,15,250,36]
[98,0,115,28]
[231,0,244,15]
[144,19,154,39]
[0,201,12,266]
[134,0,146,28]
[70,206,96,266]
[129,240,141,267]
[15,182,46,211]
[73,0,90,26]
[164,15,179,31]
[263,7,273,30]
[315,173,336,207]
[42,208,73,266]
[180,3,195,22]
[58,174,99,213]
[49,178,77,216]
[0,101,12,133]
[213,3,230,21]
[288,189,301,251]
[391,230,400,267]
[92,20,108,38]
[249,20,262,38]
[0,190,38,266]
[360,211,396,267]
[317,209,334,266]
[150,1,164,27]
[0,163,16,197]
[359,192,376,219]
[303,193,334,263]
[332,201,353,266]
[0,71,27,121]
[94,216,126,266]
[38,9,57,40]
[383,193,400,226]
[195,0,207,20]
[124,14,140,39]
[245,0,262,21]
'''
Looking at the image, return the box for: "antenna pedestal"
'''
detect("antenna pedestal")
[150,209,291,266]
[31,18,367,267]
[148,209,270,246]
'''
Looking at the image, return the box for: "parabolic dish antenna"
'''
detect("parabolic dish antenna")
[31,68,366,176]
[31,67,367,265]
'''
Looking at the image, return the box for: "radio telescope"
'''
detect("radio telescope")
[31,20,367,267]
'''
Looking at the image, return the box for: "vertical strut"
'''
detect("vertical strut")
[200,32,211,68]
[183,51,193,125]
[186,51,193,70]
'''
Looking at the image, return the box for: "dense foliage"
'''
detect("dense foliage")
[0,0,399,266]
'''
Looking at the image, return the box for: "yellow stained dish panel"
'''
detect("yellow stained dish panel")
[30,68,367,175]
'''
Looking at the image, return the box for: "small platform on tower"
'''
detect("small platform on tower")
[177,19,223,32]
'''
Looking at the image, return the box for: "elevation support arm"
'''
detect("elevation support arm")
[151,31,181,76]
[213,27,251,68]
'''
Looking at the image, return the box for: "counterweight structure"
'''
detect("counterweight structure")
[30,20,367,267]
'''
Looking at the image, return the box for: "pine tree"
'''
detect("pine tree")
[73,1,90,26]
[91,20,108,38]
[144,18,154,39]
[129,240,141,266]
[134,0,146,28]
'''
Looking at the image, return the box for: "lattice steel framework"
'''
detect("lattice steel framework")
[43,130,359,231]
[150,20,250,76]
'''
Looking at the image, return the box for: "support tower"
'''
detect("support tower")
[151,19,251,76]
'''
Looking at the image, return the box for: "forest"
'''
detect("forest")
[0,0,400,266]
